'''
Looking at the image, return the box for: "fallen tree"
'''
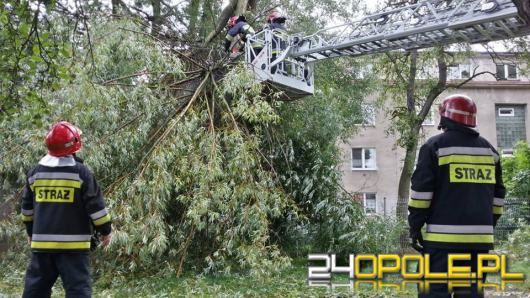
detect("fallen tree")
[0,0,404,280]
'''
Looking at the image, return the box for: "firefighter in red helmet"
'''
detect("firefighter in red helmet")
[224,15,256,53]
[264,11,288,73]
[409,95,505,298]
[21,121,112,297]
[266,11,287,30]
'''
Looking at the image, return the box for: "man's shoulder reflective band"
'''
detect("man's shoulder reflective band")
[437,146,499,162]
[91,208,111,226]
[439,155,495,166]
[30,179,82,192]
[31,234,91,250]
[29,172,82,185]
[424,224,494,244]
[408,190,433,208]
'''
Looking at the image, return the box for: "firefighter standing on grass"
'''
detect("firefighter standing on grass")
[408,94,505,298]
[21,121,112,297]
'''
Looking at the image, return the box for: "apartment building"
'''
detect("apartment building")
[340,52,530,215]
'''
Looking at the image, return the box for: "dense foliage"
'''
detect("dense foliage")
[502,141,530,199]
[0,1,71,122]
[0,9,404,282]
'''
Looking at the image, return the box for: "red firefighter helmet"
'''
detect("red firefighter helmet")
[438,94,477,127]
[227,16,239,28]
[45,121,82,157]
[267,11,284,23]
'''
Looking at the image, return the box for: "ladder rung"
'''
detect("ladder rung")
[495,20,515,37]
[454,30,471,42]
[371,40,383,48]
[422,32,438,43]
[473,24,492,40]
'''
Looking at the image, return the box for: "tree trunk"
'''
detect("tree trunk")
[203,0,237,45]
[514,0,530,25]
[247,0,258,11]
[396,125,421,219]
[151,0,162,34]
[396,49,418,219]
[235,0,249,16]
[111,0,119,14]
[203,0,257,45]
[396,49,447,220]
[187,0,201,37]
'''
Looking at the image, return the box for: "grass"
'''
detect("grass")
[0,259,414,298]
[1,258,528,297]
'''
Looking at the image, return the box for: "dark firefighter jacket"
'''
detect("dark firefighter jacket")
[266,23,288,55]
[224,21,256,52]
[21,154,111,252]
[408,118,506,250]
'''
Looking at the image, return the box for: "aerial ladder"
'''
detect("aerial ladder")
[244,0,530,98]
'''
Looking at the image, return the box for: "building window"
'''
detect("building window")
[354,193,377,214]
[498,108,515,117]
[496,64,517,80]
[364,193,377,214]
[352,148,377,170]
[495,105,527,150]
[354,104,376,126]
[448,64,471,80]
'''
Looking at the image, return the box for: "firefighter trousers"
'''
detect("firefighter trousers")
[23,252,91,298]
[419,247,488,298]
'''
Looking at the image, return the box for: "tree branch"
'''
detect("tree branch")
[384,52,409,84]
[447,70,497,88]
[418,48,447,120]
[203,0,238,45]
[406,50,418,113]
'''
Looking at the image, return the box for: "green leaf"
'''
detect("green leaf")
[19,23,30,36]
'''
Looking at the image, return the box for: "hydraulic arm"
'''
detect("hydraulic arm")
[245,0,530,97]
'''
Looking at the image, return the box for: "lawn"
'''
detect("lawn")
[2,258,528,297]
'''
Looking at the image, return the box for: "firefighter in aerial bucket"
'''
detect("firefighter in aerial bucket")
[408,94,505,298]
[21,121,112,297]
[224,15,260,59]
[266,11,288,74]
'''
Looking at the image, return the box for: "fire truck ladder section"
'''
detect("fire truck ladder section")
[245,0,530,98]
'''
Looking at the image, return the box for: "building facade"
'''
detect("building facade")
[340,52,530,215]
